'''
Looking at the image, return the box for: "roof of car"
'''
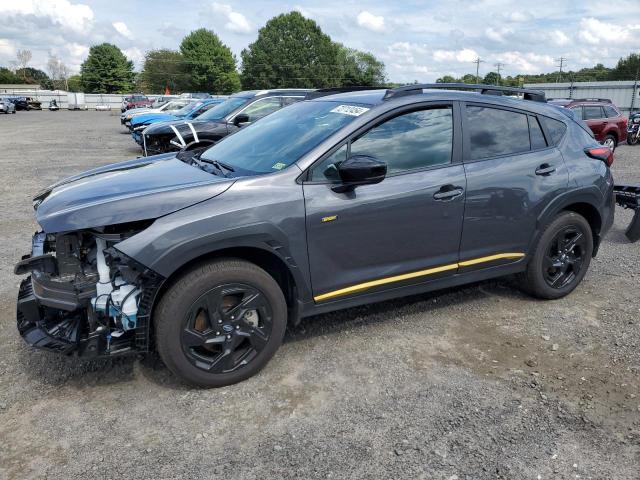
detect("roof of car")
[232,89,314,99]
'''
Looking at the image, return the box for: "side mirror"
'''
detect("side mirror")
[333,155,386,193]
[233,113,250,127]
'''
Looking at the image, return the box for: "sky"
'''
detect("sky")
[0,0,639,83]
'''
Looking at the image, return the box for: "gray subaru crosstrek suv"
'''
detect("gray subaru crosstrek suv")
[15,84,615,387]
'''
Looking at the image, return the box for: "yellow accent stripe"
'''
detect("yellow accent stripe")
[322,215,338,223]
[313,252,526,302]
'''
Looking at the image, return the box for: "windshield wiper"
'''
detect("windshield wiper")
[199,158,235,174]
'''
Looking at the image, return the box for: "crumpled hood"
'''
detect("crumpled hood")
[34,154,234,232]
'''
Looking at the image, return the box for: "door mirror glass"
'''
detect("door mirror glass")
[233,113,250,126]
[333,155,386,192]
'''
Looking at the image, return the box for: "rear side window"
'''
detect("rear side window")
[604,105,619,117]
[539,116,567,145]
[529,116,547,150]
[583,106,603,120]
[467,106,530,159]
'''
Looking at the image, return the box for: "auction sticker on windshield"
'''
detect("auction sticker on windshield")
[330,105,370,116]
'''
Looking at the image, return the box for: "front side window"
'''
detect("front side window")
[583,106,604,120]
[240,97,282,122]
[569,106,584,120]
[196,97,249,121]
[467,106,530,159]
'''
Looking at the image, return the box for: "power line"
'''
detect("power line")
[473,57,484,83]
[555,57,567,83]
[494,62,505,85]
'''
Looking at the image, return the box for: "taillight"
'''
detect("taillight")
[584,146,614,167]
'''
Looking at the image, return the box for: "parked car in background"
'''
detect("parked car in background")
[26,97,42,110]
[130,99,225,141]
[140,89,311,156]
[0,98,16,114]
[548,98,627,151]
[151,95,179,108]
[6,96,29,110]
[14,84,617,387]
[180,92,212,99]
[121,94,153,112]
[121,99,194,126]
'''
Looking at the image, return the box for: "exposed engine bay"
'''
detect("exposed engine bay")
[15,222,162,357]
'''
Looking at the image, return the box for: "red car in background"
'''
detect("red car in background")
[549,98,627,151]
[121,94,153,112]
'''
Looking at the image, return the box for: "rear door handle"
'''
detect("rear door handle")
[433,185,464,201]
[535,164,556,176]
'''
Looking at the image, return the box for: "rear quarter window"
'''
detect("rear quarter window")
[539,116,567,146]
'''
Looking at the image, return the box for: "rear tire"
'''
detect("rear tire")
[602,134,616,151]
[628,134,639,146]
[155,258,287,387]
[520,212,593,300]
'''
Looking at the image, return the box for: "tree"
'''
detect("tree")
[47,56,72,90]
[67,75,82,92]
[483,71,500,85]
[180,29,240,94]
[609,53,640,81]
[0,67,20,83]
[336,45,386,86]
[80,43,135,93]
[14,67,52,88]
[241,11,340,89]
[436,75,456,83]
[140,49,187,93]
[16,50,32,80]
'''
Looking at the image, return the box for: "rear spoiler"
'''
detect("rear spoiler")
[614,185,640,242]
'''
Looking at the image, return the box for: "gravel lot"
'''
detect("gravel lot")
[1,111,638,479]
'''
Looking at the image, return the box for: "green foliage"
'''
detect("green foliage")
[241,11,340,89]
[180,29,240,94]
[0,67,21,84]
[14,67,52,88]
[139,49,188,93]
[336,45,386,86]
[67,75,82,92]
[609,53,640,81]
[482,71,500,85]
[80,43,135,93]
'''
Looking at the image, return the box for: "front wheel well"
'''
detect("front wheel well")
[152,247,300,326]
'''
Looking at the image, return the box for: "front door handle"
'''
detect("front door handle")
[535,164,556,176]
[434,185,464,201]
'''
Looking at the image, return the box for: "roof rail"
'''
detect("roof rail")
[573,98,612,103]
[305,86,384,100]
[383,83,546,103]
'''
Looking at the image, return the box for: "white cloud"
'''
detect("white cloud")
[549,29,570,46]
[357,11,385,32]
[123,47,144,67]
[494,51,555,73]
[577,17,638,45]
[485,27,512,43]
[0,39,16,58]
[0,0,94,32]
[212,3,252,34]
[112,21,133,39]
[433,48,478,63]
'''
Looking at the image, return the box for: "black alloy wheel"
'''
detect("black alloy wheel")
[155,259,287,387]
[181,283,273,373]
[521,212,593,299]
[542,226,587,289]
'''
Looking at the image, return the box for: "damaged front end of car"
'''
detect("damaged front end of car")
[15,223,163,357]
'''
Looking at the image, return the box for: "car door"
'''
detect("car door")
[459,103,569,270]
[303,103,466,302]
[583,105,606,141]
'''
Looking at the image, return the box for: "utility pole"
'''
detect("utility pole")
[494,62,505,85]
[555,57,567,83]
[473,58,484,84]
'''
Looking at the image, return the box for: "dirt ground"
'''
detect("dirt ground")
[0,111,638,480]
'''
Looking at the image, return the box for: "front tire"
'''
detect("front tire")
[521,212,593,299]
[155,259,287,387]
[628,133,639,146]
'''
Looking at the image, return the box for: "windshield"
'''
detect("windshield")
[174,101,202,116]
[196,97,249,121]
[200,100,366,175]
